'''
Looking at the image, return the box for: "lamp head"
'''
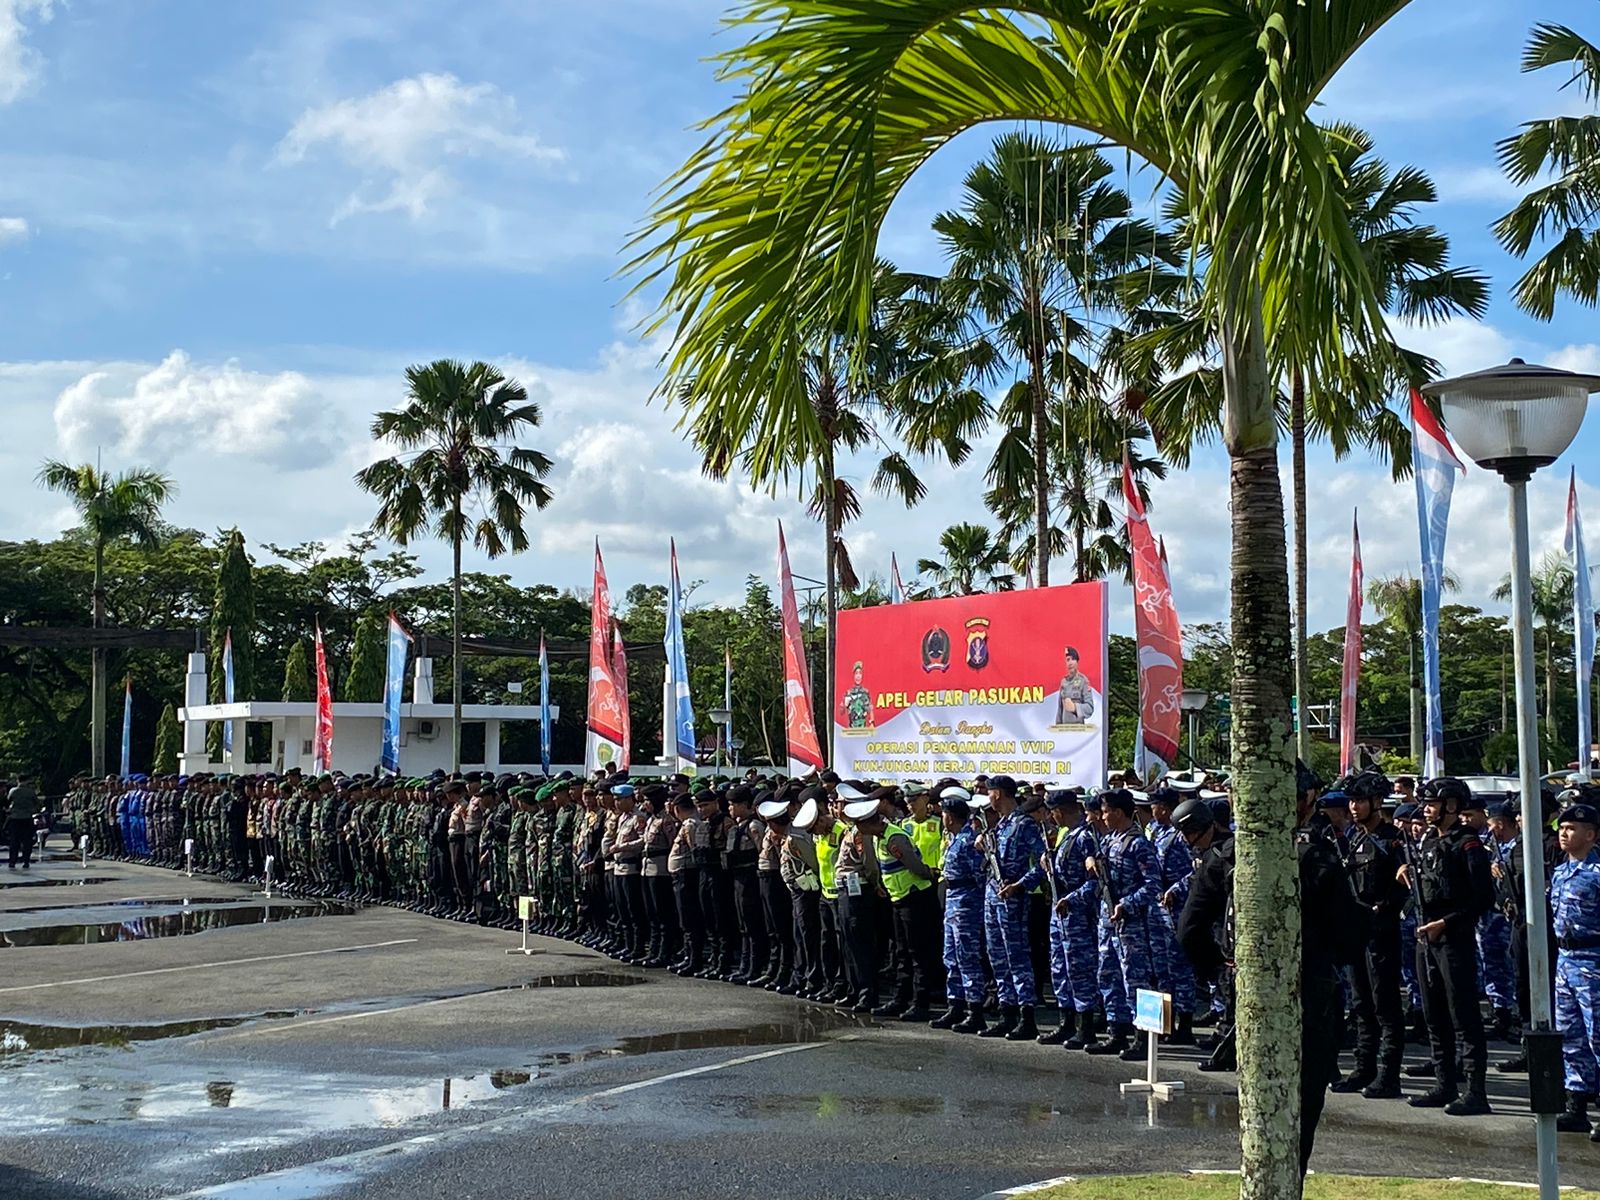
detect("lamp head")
[1422,358,1600,483]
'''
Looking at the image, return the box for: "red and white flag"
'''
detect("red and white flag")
[312,621,334,773]
[585,540,628,773]
[1123,459,1183,777]
[613,617,632,770]
[778,523,825,776]
[1340,512,1364,775]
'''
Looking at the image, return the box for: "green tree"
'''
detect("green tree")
[915,523,1015,596]
[208,529,257,758]
[1496,22,1600,318]
[1367,572,1461,768]
[36,460,175,777]
[152,702,180,774]
[356,360,554,771]
[282,640,312,703]
[630,5,1415,1189]
[1494,550,1575,741]
[345,609,387,702]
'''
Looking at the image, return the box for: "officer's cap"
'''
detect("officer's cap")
[1128,789,1150,806]
[611,783,635,799]
[1081,793,1102,812]
[792,797,819,829]
[1149,786,1179,809]
[757,798,788,820]
[1486,800,1517,821]
[1043,789,1078,810]
[834,782,867,802]
[940,785,972,804]
[1394,802,1418,820]
[1166,778,1202,794]
[798,784,827,804]
[1318,789,1347,809]
[1559,803,1600,828]
[843,798,880,822]
[903,781,929,797]
[1103,788,1136,816]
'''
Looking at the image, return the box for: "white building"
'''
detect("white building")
[176,652,560,777]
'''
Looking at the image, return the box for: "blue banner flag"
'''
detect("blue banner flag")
[1411,389,1463,778]
[539,631,552,775]
[665,539,697,769]
[221,628,235,755]
[120,679,133,777]
[382,613,410,774]
[1569,470,1596,774]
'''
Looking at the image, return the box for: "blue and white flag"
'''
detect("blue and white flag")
[381,613,410,774]
[665,539,697,771]
[1568,470,1596,774]
[1411,388,1463,778]
[539,631,552,775]
[120,679,133,777]
[221,628,235,754]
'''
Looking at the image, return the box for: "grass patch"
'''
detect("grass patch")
[1018,1175,1599,1200]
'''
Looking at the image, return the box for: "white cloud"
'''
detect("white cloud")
[276,73,566,224]
[0,0,51,106]
[52,351,347,470]
[0,215,26,242]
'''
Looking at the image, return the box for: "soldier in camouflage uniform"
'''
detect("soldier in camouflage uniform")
[551,780,578,935]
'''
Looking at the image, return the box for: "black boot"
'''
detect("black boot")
[1490,1007,1520,1044]
[1120,1030,1149,1062]
[1331,1068,1376,1094]
[1085,1022,1132,1055]
[1038,1011,1075,1045]
[1496,1051,1529,1074]
[1064,1010,1099,1051]
[1164,1010,1196,1047]
[1444,1088,1491,1117]
[952,1003,988,1035]
[1408,1086,1457,1109]
[1005,1006,1038,1041]
[1557,1091,1593,1134]
[931,1000,966,1030]
[978,1004,1018,1038]
[1362,1072,1402,1099]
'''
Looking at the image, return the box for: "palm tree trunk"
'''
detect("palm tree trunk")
[1291,370,1311,765]
[1030,346,1050,589]
[452,498,464,774]
[1408,640,1423,768]
[1220,298,1300,1200]
[91,537,106,777]
[822,443,838,742]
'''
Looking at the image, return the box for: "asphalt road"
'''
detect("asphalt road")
[2,853,1598,1200]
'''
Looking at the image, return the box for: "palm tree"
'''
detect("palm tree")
[37,460,175,777]
[355,360,553,771]
[1496,22,1600,319]
[631,5,1416,1191]
[1368,571,1460,769]
[916,523,1016,596]
[1494,551,1576,739]
[925,134,1178,585]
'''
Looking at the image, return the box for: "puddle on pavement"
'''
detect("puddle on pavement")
[1,1012,301,1054]
[0,876,118,890]
[504,971,648,989]
[6,896,254,914]
[0,901,358,947]
[614,1012,870,1055]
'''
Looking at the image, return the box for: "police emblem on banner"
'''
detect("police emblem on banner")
[964,617,991,670]
[921,626,952,673]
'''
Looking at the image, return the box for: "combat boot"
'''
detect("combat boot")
[1331,1068,1375,1094]
[978,1004,1018,1038]
[1119,1030,1148,1062]
[1407,1086,1458,1108]
[1005,1006,1038,1041]
[1490,1007,1520,1044]
[1064,1010,1099,1051]
[1037,1011,1075,1045]
[1444,1090,1491,1117]
[952,1002,988,1035]
[931,1000,967,1030]
[1164,1010,1196,1047]
[897,1001,931,1023]
[1085,1022,1132,1055]
[1496,1051,1529,1073]
[1362,1072,1402,1099]
[1557,1091,1593,1133]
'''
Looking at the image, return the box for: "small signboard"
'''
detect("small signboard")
[517,896,535,921]
[1133,988,1173,1036]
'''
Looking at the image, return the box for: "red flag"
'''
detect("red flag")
[613,617,632,770]
[586,541,627,772]
[778,523,825,775]
[1158,535,1172,587]
[1123,460,1183,775]
[312,621,334,773]
[1340,512,1364,775]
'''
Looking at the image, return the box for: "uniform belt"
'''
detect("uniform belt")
[1559,934,1600,951]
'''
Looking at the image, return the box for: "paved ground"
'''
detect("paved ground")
[2,852,1598,1200]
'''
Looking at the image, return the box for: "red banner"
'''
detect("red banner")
[614,617,632,769]
[586,541,627,772]
[1340,512,1363,775]
[778,523,825,775]
[1123,459,1182,776]
[312,621,333,773]
[832,583,1107,782]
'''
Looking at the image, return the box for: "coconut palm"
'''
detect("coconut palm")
[1367,571,1461,769]
[1494,551,1576,737]
[355,360,553,771]
[37,460,175,776]
[916,523,1016,596]
[630,5,1417,1190]
[1496,22,1600,319]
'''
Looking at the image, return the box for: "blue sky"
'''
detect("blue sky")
[3,0,1600,647]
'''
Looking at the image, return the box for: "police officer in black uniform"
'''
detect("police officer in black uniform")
[1406,776,1496,1115]
[1334,768,1407,1099]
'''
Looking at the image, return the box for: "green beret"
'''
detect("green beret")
[510,786,536,801]
[535,781,559,804]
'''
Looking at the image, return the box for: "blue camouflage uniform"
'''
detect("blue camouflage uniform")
[1148,816,1197,1014]
[942,822,988,1004]
[1551,847,1600,1094]
[985,810,1046,1006]
[1096,825,1161,1024]
[1478,838,1516,1016]
[1047,818,1100,1014]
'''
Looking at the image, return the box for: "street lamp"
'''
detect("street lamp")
[1179,688,1210,766]
[1424,358,1600,1200]
[709,707,733,772]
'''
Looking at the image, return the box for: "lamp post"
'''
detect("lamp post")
[1179,688,1210,766]
[1424,358,1600,1200]
[709,707,733,772]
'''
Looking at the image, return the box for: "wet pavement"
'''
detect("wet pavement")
[0,875,119,890]
[0,899,358,947]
